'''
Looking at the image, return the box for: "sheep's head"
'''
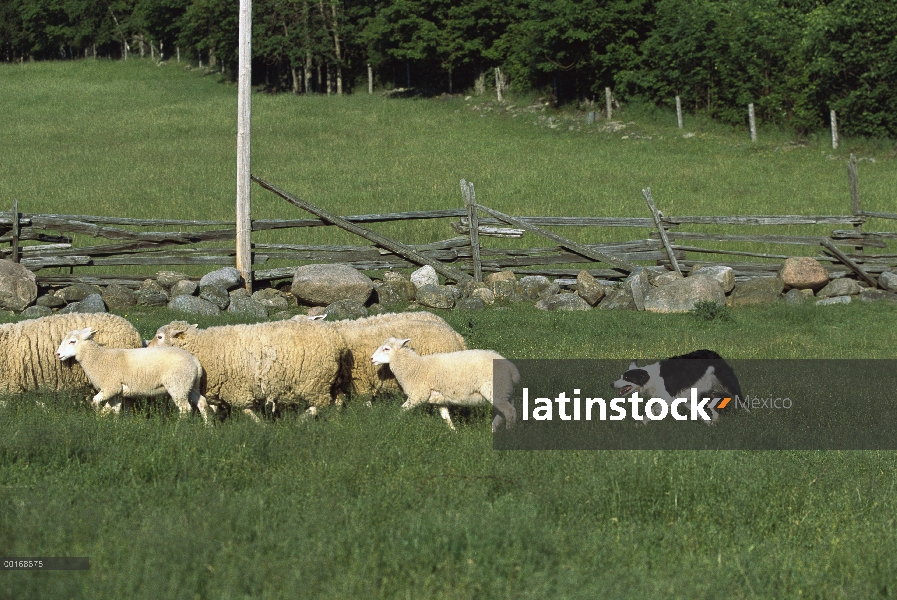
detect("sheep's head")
[55,327,97,360]
[149,321,197,347]
[371,337,411,365]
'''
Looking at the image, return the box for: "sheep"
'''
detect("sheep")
[298,312,468,400]
[55,327,209,420]
[148,319,345,420]
[370,337,519,432]
[0,312,143,397]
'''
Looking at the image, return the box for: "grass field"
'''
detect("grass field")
[2,59,897,598]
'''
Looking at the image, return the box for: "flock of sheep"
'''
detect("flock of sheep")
[3,311,518,431]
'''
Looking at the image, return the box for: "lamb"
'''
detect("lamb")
[0,312,143,396]
[148,319,345,419]
[371,337,519,432]
[55,327,208,420]
[299,312,468,400]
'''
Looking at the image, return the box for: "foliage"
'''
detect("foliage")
[691,300,734,323]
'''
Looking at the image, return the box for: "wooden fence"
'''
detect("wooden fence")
[1,155,895,290]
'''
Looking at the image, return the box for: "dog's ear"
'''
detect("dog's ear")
[629,360,638,370]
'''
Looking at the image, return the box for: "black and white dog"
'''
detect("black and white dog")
[611,350,743,424]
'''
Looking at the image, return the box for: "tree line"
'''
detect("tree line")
[2,0,895,137]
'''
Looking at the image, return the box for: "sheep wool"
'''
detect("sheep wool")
[0,312,143,395]
[149,319,345,414]
[371,337,519,431]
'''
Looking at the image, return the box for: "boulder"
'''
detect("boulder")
[409,265,439,289]
[877,271,897,292]
[519,276,560,300]
[816,295,851,306]
[783,288,808,305]
[727,277,784,307]
[691,266,735,293]
[60,293,107,314]
[575,271,607,306]
[456,297,486,310]
[227,296,268,319]
[169,280,198,297]
[779,257,829,290]
[291,264,373,306]
[323,299,369,320]
[252,288,289,315]
[58,283,102,304]
[484,270,516,286]
[200,285,230,310]
[155,271,190,290]
[817,278,861,298]
[651,271,685,287]
[643,275,726,313]
[229,288,250,300]
[167,295,221,317]
[382,271,411,284]
[20,305,53,318]
[623,268,652,311]
[536,293,592,311]
[492,279,525,303]
[599,285,636,310]
[102,284,137,310]
[199,267,243,291]
[136,280,168,307]
[859,289,897,303]
[470,287,495,305]
[36,294,66,309]
[375,280,416,304]
[415,284,455,309]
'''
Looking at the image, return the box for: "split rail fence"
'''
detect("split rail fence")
[1,155,894,290]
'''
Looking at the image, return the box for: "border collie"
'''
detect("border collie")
[611,350,743,424]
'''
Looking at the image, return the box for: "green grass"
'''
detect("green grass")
[2,59,897,598]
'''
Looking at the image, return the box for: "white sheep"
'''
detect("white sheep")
[371,337,519,432]
[55,327,209,420]
[0,312,143,397]
[299,312,468,400]
[148,319,345,420]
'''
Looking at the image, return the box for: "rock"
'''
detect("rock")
[376,280,416,304]
[859,289,897,303]
[291,264,373,306]
[60,293,106,314]
[643,275,726,313]
[58,283,102,303]
[307,306,327,318]
[877,271,897,292]
[169,280,198,297]
[492,279,525,303]
[536,293,592,311]
[368,304,385,315]
[817,278,862,298]
[252,288,289,315]
[415,284,455,309]
[20,305,53,318]
[409,265,439,289]
[36,294,66,309]
[779,257,829,290]
[382,271,411,284]
[136,279,169,307]
[484,270,516,286]
[783,288,807,305]
[227,296,268,319]
[519,276,560,300]
[727,277,784,307]
[199,267,243,291]
[599,285,636,310]
[456,297,485,310]
[155,271,190,290]
[470,287,495,305]
[323,299,369,320]
[102,284,137,310]
[651,271,684,287]
[200,285,230,310]
[623,268,652,311]
[691,266,735,293]
[816,295,851,306]
[167,295,221,317]
[271,311,293,320]
[575,271,606,306]
[229,288,250,299]
[448,285,462,300]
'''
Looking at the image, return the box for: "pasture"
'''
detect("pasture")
[1,59,897,598]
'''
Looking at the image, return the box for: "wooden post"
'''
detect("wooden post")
[10,199,19,263]
[848,153,863,255]
[235,0,253,292]
[461,180,482,282]
[820,238,876,287]
[251,175,472,282]
[495,67,503,103]
[830,109,839,149]
[367,64,373,94]
[748,103,757,142]
[642,188,680,275]
[605,87,613,119]
[675,95,683,129]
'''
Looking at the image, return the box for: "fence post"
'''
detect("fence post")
[748,103,757,142]
[676,95,683,129]
[642,188,680,275]
[847,153,863,255]
[10,199,19,263]
[830,110,839,150]
[461,180,482,282]
[605,87,613,119]
[235,0,253,292]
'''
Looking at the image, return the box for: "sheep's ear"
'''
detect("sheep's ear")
[399,338,411,348]
[81,327,97,339]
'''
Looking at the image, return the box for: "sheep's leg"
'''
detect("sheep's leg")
[492,397,517,432]
[190,390,210,424]
[438,406,456,431]
[91,388,120,410]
